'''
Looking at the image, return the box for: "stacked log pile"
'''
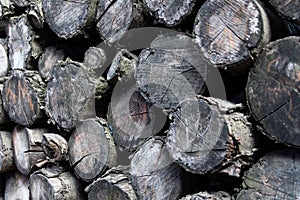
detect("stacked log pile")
[0,0,299,199]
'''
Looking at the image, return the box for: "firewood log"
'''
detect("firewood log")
[41,133,68,163]
[4,171,30,200]
[0,43,9,77]
[84,47,106,70]
[180,191,232,200]
[0,131,14,173]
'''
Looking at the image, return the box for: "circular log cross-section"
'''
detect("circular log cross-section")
[84,47,106,70]
[0,131,14,173]
[237,150,300,199]
[129,137,182,200]
[42,0,97,39]
[194,0,270,68]
[247,36,300,146]
[68,118,117,181]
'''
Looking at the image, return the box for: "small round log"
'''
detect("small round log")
[42,0,98,39]
[129,137,182,200]
[247,36,300,146]
[142,0,195,26]
[12,126,47,175]
[30,166,85,199]
[84,47,106,70]
[0,131,14,173]
[68,118,117,181]
[85,166,137,200]
[41,133,68,162]
[5,171,30,200]
[194,0,270,70]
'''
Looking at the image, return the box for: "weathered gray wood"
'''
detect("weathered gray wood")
[96,0,133,43]
[84,47,106,70]
[0,43,8,77]
[68,118,117,181]
[30,166,84,200]
[247,36,300,146]
[194,0,270,70]
[237,150,300,200]
[28,0,44,29]
[0,131,14,173]
[42,0,97,39]
[0,0,14,17]
[12,126,47,175]
[129,137,182,200]
[2,70,46,126]
[5,171,30,200]
[11,0,29,7]
[142,0,195,26]
[41,133,68,163]
[85,166,137,200]
[269,0,300,23]
[180,191,232,200]
[45,59,96,131]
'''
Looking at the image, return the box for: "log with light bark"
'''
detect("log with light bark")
[129,137,182,200]
[2,70,46,126]
[0,131,14,173]
[41,133,68,163]
[237,149,300,200]
[85,166,137,200]
[12,126,47,175]
[29,166,85,199]
[247,36,300,147]
[193,0,271,72]
[68,118,117,182]
[4,171,30,200]
[166,96,254,174]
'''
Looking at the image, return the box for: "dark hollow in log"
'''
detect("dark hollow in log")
[38,46,65,80]
[96,0,133,44]
[28,0,44,29]
[247,36,300,146]
[68,118,117,181]
[142,0,195,26]
[85,166,137,200]
[236,150,300,200]
[268,0,300,23]
[2,70,46,126]
[129,137,182,200]
[5,171,30,200]
[42,0,97,39]
[136,48,207,110]
[45,59,96,131]
[30,166,84,199]
[12,126,46,175]
[194,0,270,69]
[180,191,232,200]
[166,96,253,174]
[41,133,68,162]
[84,47,106,70]
[0,43,8,77]
[0,131,14,173]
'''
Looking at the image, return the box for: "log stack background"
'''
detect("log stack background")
[0,0,299,199]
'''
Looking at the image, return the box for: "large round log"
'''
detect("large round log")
[194,0,271,71]
[5,171,30,200]
[129,137,182,200]
[246,36,300,146]
[0,131,14,173]
[68,118,117,182]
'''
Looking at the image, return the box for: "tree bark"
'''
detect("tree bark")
[68,118,117,182]
[4,171,30,200]
[247,36,300,147]
[129,137,182,200]
[0,43,9,77]
[41,133,68,163]
[0,131,14,173]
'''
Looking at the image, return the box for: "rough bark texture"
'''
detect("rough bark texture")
[68,118,117,181]
[85,166,137,200]
[194,0,270,69]
[29,166,84,200]
[12,126,47,175]
[41,133,68,163]
[0,43,8,77]
[129,137,182,200]
[4,171,30,200]
[247,36,300,146]
[237,150,300,200]
[180,191,232,200]
[0,131,14,173]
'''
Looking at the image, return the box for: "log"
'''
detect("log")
[85,166,137,200]
[136,48,207,110]
[68,118,117,181]
[246,36,300,146]
[12,126,47,175]
[166,96,254,174]
[41,133,68,163]
[11,0,29,7]
[27,0,44,29]
[45,59,96,131]
[29,166,85,199]
[0,43,9,77]
[142,0,195,26]
[38,46,65,80]
[180,191,232,200]
[0,131,14,173]
[129,137,182,200]
[236,150,300,200]
[268,0,300,24]
[84,47,106,70]
[193,0,271,70]
[0,80,8,125]
[96,0,133,43]
[4,171,30,200]
[42,0,98,39]
[2,70,46,126]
